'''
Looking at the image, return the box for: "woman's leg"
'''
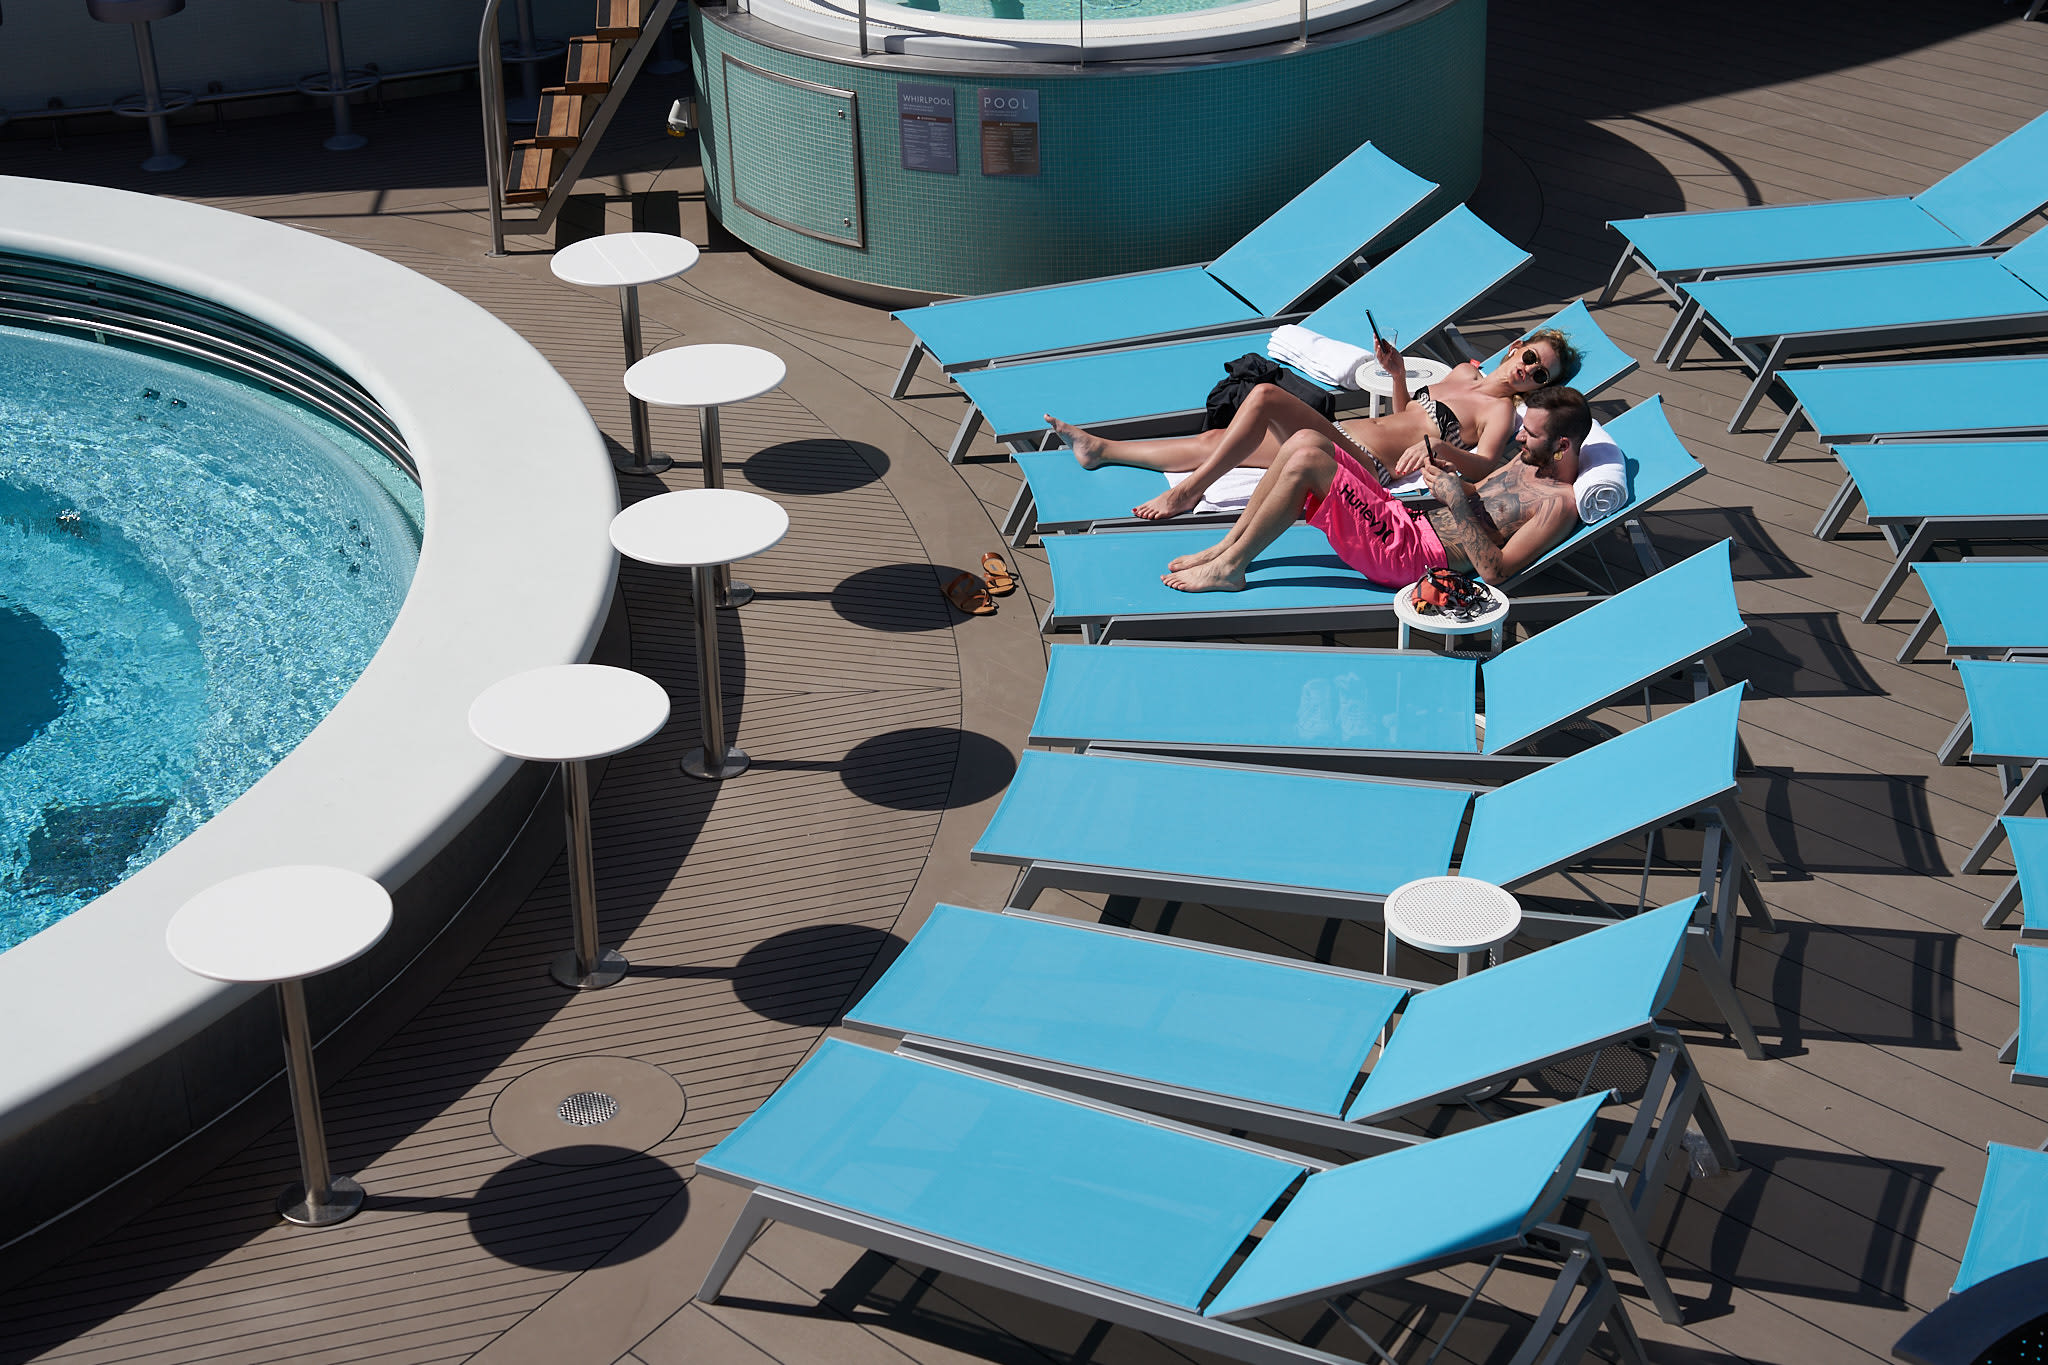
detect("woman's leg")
[1043,416,1227,473]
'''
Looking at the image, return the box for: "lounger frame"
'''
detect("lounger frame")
[1763,355,2048,463]
[698,1055,1647,1365]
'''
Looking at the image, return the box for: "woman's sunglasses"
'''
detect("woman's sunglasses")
[1513,347,1551,386]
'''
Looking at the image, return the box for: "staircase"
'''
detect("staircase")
[482,0,682,248]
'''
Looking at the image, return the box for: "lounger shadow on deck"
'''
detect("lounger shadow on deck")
[1755,771,1949,877]
[1652,1144,1938,1314]
[1722,615,1884,698]
[1638,508,1807,582]
[1766,923,1959,1053]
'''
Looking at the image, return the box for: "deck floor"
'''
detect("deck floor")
[4,3,2048,1360]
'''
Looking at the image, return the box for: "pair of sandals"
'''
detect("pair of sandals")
[943,553,1016,617]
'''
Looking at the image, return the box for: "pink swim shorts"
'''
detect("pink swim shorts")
[1303,445,1449,587]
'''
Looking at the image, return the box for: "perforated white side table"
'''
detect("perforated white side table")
[624,344,786,607]
[551,233,703,478]
[1382,875,1522,978]
[1393,582,1512,655]
[166,866,392,1226]
[610,489,789,779]
[470,665,671,989]
[1355,355,1453,417]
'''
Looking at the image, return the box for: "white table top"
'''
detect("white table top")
[625,344,786,409]
[1393,582,1510,638]
[1354,356,1453,397]
[1382,876,1521,954]
[609,488,790,568]
[469,664,672,763]
[549,232,700,289]
[166,866,393,984]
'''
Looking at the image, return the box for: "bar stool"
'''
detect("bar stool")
[86,0,193,173]
[609,488,789,780]
[500,0,565,124]
[1382,875,1522,978]
[291,0,379,151]
[624,344,786,607]
[468,664,670,990]
[166,866,392,1226]
[550,233,702,477]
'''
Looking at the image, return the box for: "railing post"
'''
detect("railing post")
[478,0,508,257]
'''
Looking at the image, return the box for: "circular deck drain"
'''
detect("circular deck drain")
[490,1057,685,1165]
[557,1091,619,1126]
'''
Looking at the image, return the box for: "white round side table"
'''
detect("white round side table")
[470,665,671,990]
[1356,356,1452,418]
[624,344,787,607]
[609,489,790,780]
[1382,875,1522,978]
[166,866,393,1226]
[1393,582,1512,656]
[551,232,703,478]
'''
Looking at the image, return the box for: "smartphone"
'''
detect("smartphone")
[1365,309,1383,346]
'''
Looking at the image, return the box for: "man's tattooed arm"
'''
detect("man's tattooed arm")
[1420,463,1509,582]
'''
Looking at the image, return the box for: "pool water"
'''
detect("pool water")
[0,324,423,952]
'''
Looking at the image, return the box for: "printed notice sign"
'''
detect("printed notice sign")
[978,88,1039,177]
[898,83,957,175]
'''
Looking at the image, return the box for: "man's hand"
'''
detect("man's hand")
[1419,459,1464,503]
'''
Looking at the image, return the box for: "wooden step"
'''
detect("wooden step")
[560,36,618,96]
[532,90,590,149]
[505,142,561,205]
[592,0,646,40]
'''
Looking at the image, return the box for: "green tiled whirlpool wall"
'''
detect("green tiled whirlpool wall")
[692,0,1485,298]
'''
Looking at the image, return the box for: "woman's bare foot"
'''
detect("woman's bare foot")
[1162,561,1246,593]
[1045,415,1106,469]
[1133,480,1206,521]
[1166,538,1234,572]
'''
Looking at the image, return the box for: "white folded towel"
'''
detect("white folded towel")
[1267,324,1370,389]
[1572,418,1628,523]
[1163,465,1264,513]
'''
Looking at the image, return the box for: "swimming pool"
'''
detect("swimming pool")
[0,325,424,951]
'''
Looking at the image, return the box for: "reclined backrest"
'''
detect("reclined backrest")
[1913,109,2048,247]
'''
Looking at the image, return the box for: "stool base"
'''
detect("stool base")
[142,152,186,173]
[278,1174,364,1227]
[614,450,675,477]
[682,745,749,781]
[720,579,755,609]
[550,946,629,991]
[324,131,368,152]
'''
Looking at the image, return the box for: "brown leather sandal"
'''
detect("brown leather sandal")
[943,571,996,616]
[980,551,1018,596]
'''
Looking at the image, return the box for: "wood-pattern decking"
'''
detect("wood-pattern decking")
[3,3,2048,1360]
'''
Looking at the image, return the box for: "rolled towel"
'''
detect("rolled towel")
[1267,324,1370,389]
[1572,418,1628,523]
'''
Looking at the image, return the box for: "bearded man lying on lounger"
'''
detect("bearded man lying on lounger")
[1151,384,1592,593]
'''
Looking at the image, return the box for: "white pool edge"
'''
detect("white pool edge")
[0,178,619,1142]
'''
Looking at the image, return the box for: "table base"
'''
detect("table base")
[278,1173,364,1227]
[550,946,630,991]
[682,744,750,781]
[720,576,754,609]
[614,450,675,477]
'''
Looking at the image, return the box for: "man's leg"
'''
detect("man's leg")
[1163,436,1337,593]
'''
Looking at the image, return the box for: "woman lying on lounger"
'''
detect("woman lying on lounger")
[1044,328,1580,522]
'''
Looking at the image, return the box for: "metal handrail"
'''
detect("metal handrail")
[479,0,512,256]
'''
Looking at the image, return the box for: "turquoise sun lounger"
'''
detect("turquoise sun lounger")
[974,686,1771,1056]
[1982,817,2048,930]
[1602,109,2048,308]
[1949,1142,2048,1303]
[1028,539,1744,777]
[699,1041,1645,1365]
[888,141,1438,393]
[1665,225,2048,432]
[1039,396,1703,643]
[1815,442,2048,622]
[1763,354,2048,463]
[1898,560,2048,664]
[1000,300,1638,545]
[846,898,1734,1324]
[942,206,1531,463]
[1935,659,2048,873]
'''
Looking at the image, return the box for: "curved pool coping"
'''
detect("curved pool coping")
[742,0,1416,61]
[0,177,619,1145]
